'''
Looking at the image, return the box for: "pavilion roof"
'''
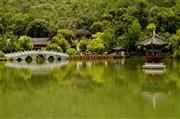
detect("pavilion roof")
[137,34,170,46]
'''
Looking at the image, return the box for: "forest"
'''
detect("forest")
[0,0,180,56]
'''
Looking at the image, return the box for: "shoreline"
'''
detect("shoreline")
[68,54,127,60]
[0,54,174,62]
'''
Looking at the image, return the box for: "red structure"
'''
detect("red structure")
[145,56,163,63]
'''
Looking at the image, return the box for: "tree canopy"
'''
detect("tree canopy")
[0,0,179,53]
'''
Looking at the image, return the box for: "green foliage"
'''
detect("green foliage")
[87,32,105,53]
[19,36,33,51]
[146,23,156,31]
[46,43,63,52]
[66,48,77,55]
[79,38,89,52]
[52,34,70,52]
[103,29,116,49]
[0,36,7,52]
[174,49,180,59]
[127,20,141,49]
[6,39,21,52]
[0,0,179,53]
[57,29,75,41]
[89,22,103,34]
[26,19,50,37]
[171,29,180,44]
[171,29,180,52]
[0,50,5,57]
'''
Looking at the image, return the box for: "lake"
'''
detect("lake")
[0,58,180,119]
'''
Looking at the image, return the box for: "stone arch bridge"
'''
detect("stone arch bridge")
[5,51,69,63]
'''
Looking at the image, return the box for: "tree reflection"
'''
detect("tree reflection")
[0,63,32,94]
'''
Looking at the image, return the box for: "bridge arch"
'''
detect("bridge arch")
[48,56,55,63]
[25,56,33,64]
[5,51,69,64]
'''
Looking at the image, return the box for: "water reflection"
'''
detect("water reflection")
[141,67,170,111]
[5,60,69,75]
[0,59,180,118]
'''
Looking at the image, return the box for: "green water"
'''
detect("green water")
[0,58,180,119]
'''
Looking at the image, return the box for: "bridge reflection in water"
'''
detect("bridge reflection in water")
[5,51,69,74]
[5,60,69,75]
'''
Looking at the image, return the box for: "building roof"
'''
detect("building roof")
[137,34,169,46]
[111,46,125,51]
[31,38,50,45]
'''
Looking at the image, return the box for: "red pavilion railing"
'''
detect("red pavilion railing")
[145,56,163,63]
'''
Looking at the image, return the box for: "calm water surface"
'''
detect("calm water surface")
[0,58,180,119]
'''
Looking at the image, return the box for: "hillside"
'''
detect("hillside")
[0,0,180,53]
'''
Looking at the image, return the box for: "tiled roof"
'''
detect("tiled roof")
[137,34,169,46]
[31,38,50,45]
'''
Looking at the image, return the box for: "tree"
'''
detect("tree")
[6,39,21,53]
[26,19,50,37]
[79,38,89,52]
[127,20,141,49]
[171,29,180,48]
[57,29,75,41]
[103,29,116,49]
[89,22,103,34]
[52,34,70,52]
[0,36,7,52]
[146,23,156,31]
[87,32,105,53]
[46,43,63,52]
[66,48,77,55]
[19,36,33,51]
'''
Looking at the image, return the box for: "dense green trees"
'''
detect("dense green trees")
[19,36,33,51]
[87,32,105,53]
[26,19,50,37]
[0,0,179,54]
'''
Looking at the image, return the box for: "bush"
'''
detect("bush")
[89,22,103,34]
[46,43,63,52]
[79,39,88,52]
[0,50,5,57]
[66,48,77,55]
[87,32,105,54]
[57,29,75,40]
[19,36,33,51]
[52,34,71,52]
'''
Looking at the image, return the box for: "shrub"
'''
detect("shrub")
[57,29,75,40]
[19,36,33,51]
[52,34,70,52]
[66,48,77,55]
[87,32,105,54]
[89,22,103,34]
[79,39,88,52]
[46,43,63,52]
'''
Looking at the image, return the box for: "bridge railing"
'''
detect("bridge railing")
[5,50,69,58]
